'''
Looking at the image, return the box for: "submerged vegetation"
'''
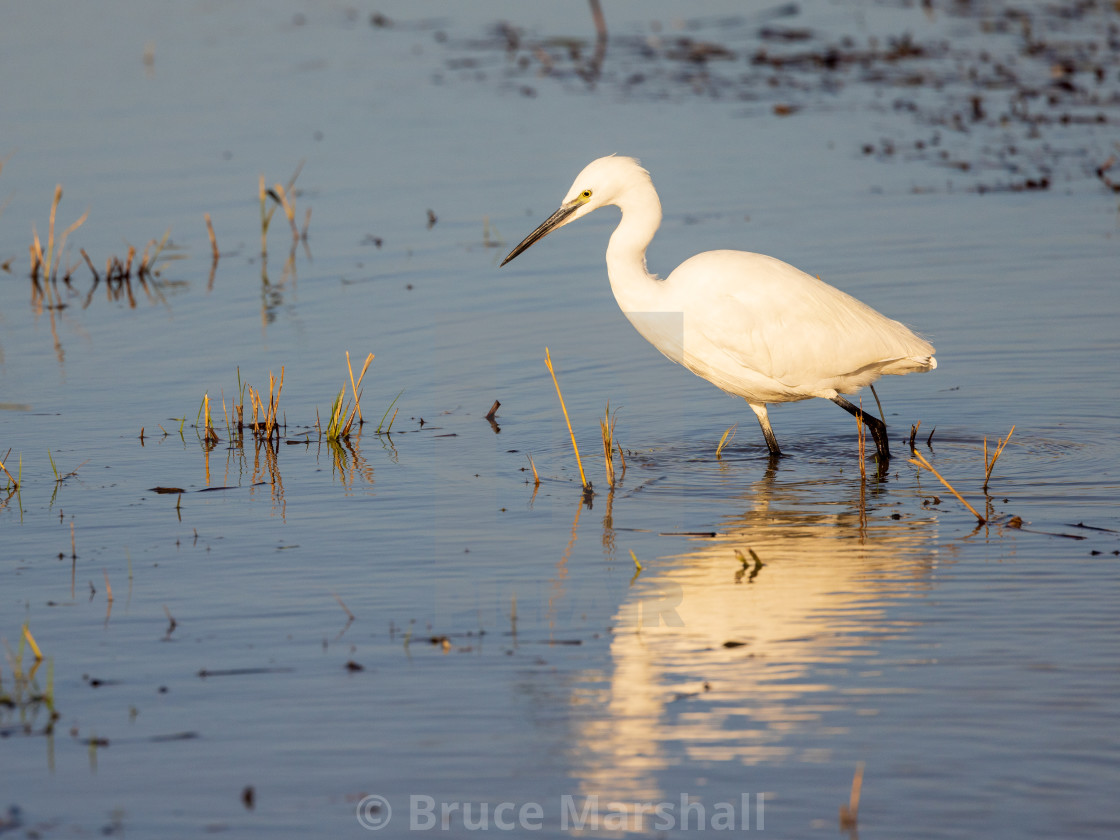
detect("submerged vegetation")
[0,624,57,739]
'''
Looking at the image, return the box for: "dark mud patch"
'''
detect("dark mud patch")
[393,1,1120,194]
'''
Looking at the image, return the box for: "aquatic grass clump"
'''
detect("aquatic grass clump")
[47,451,88,485]
[0,451,20,514]
[27,186,179,314]
[715,424,737,460]
[270,181,310,245]
[247,368,285,441]
[0,448,19,491]
[135,228,180,278]
[197,367,285,449]
[230,367,248,435]
[75,230,180,289]
[600,402,622,487]
[375,390,402,435]
[259,161,309,258]
[983,425,1015,491]
[198,394,220,445]
[325,389,351,440]
[29,185,88,286]
[324,352,375,441]
[259,175,276,256]
[0,623,57,728]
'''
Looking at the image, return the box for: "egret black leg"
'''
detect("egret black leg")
[748,402,783,458]
[831,395,891,461]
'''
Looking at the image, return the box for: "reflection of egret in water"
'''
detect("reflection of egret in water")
[569,468,939,810]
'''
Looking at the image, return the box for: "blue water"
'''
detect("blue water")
[2,2,1119,838]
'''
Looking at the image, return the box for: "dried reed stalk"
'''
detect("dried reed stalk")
[600,402,617,487]
[909,449,986,524]
[204,213,220,261]
[982,425,1015,492]
[839,762,864,829]
[544,348,591,493]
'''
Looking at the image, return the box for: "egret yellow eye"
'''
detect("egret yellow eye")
[580,189,592,201]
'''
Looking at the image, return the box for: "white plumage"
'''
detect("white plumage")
[502,155,935,460]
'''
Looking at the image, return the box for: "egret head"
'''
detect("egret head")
[501,155,651,266]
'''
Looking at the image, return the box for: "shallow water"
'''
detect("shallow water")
[2,2,1120,838]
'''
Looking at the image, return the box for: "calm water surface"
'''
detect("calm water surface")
[2,2,1119,838]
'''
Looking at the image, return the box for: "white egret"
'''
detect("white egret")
[502,156,936,461]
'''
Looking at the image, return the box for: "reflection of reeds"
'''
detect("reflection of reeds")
[544,348,591,495]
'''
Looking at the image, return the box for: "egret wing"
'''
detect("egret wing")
[674,251,933,394]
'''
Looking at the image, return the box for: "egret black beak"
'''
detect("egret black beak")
[501,202,581,266]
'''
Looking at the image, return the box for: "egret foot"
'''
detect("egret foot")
[831,395,890,462]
